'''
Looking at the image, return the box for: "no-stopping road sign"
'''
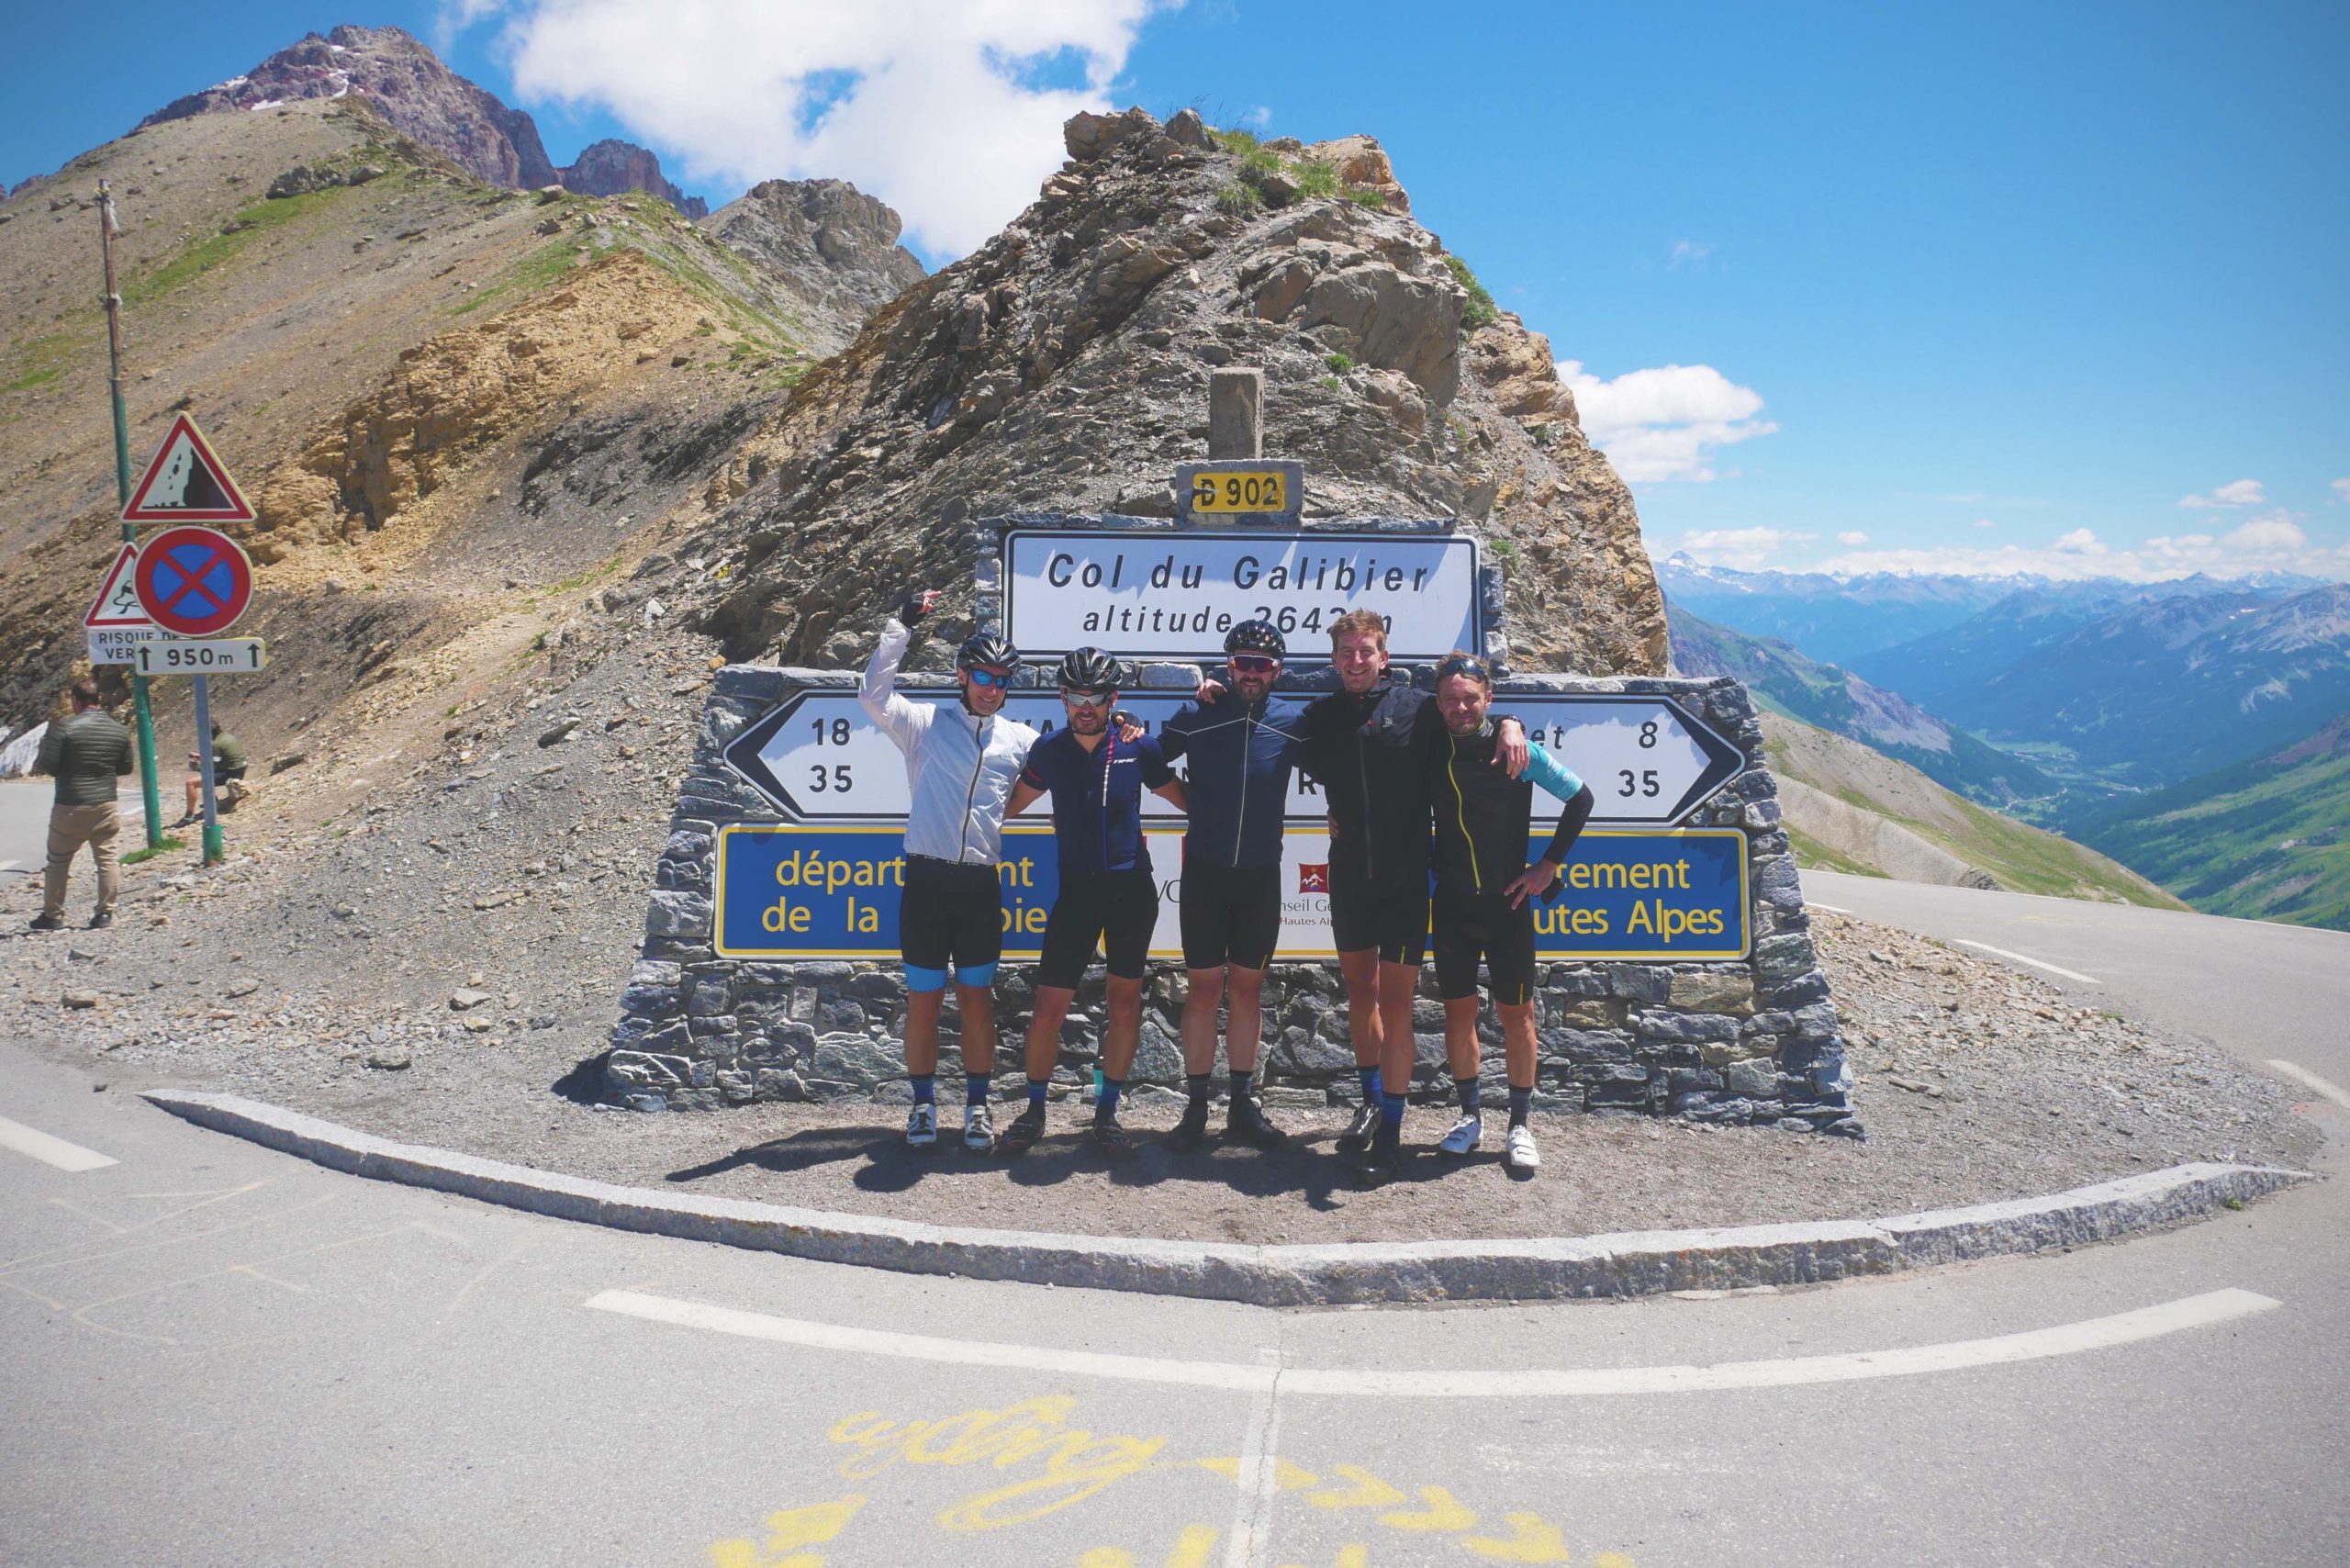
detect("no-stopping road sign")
[134,526,252,637]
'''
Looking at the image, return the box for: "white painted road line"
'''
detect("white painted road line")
[0,1114,119,1172]
[2267,1059,2350,1113]
[1954,939,2103,985]
[587,1287,2279,1397]
[1805,901,1852,913]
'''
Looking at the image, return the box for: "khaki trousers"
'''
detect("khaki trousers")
[44,802,120,921]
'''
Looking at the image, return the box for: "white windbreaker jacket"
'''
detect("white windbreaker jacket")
[860,619,1038,866]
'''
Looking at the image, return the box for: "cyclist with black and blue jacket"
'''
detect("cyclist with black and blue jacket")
[1155,619,1311,1149]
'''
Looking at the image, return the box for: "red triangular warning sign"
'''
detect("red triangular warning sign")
[122,413,254,524]
[84,544,151,628]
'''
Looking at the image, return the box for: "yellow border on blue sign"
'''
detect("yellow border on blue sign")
[716,823,1751,965]
[1543,828,1751,961]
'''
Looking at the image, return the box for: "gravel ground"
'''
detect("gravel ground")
[1,598,2319,1243]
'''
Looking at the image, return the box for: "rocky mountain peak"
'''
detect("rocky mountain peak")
[692,106,1662,677]
[140,24,702,216]
[561,139,708,219]
[698,178,925,353]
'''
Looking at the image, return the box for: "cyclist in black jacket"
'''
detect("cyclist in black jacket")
[1416,651,1595,1176]
[1292,610,1527,1159]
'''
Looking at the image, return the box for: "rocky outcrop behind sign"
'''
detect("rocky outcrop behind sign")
[140,25,704,218]
[609,644,1856,1137]
[691,108,1665,678]
[699,179,928,355]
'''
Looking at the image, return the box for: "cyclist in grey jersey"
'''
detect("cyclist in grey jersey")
[861,590,1040,1151]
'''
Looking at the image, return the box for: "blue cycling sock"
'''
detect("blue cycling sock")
[1509,1085,1534,1127]
[1027,1077,1050,1109]
[1357,1065,1382,1101]
[911,1074,935,1105]
[1097,1077,1125,1119]
[1381,1090,1407,1127]
[1455,1074,1482,1115]
[966,1073,990,1107]
[1228,1068,1253,1102]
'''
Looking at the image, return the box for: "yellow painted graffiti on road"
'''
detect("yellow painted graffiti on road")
[708,1395,1636,1566]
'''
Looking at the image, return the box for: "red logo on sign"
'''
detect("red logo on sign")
[1298,863,1329,893]
[133,526,253,637]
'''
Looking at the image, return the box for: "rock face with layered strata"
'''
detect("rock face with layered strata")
[697,179,927,355]
[689,108,1665,678]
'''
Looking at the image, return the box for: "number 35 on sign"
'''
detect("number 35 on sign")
[133,637,265,675]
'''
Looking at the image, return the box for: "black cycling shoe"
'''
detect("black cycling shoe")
[999,1103,1047,1157]
[28,913,63,932]
[1336,1102,1381,1153]
[1226,1092,1288,1148]
[1089,1117,1138,1161]
[1358,1122,1404,1181]
[1165,1098,1212,1151]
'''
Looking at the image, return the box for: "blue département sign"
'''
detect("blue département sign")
[713,825,1750,963]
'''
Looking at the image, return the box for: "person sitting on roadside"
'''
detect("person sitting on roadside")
[176,722,247,825]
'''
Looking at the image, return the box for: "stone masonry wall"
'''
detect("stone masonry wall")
[604,660,1861,1137]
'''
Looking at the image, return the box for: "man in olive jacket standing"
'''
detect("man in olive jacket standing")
[33,678,134,931]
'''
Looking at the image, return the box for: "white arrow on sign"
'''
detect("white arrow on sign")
[723,689,1743,828]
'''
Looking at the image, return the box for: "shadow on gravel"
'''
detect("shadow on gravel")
[550,1051,610,1106]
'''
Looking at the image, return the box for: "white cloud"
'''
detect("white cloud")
[1817,511,2350,582]
[467,0,1165,258]
[1664,527,1817,571]
[1669,240,1715,271]
[2179,478,2266,509]
[1836,531,1869,546]
[2332,477,2350,504]
[1242,104,1271,128]
[1974,518,1998,529]
[1558,360,1777,482]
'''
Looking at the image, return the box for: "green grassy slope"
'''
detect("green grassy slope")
[2083,713,2350,931]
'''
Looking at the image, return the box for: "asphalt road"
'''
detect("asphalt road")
[0,778,149,890]
[3,878,2344,1567]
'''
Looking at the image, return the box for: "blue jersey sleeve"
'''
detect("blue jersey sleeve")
[1158,704,1196,762]
[1523,741,1584,802]
[1136,733,1175,789]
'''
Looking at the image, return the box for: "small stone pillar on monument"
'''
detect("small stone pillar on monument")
[1208,367,1263,460]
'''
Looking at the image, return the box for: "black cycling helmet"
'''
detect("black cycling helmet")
[1225,618,1286,659]
[1058,646,1123,693]
[957,632,1018,671]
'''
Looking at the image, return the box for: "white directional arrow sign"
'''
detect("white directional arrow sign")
[724,689,1743,828]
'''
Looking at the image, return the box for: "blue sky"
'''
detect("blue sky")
[6,2,2344,580]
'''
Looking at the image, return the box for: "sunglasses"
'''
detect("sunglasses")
[966,666,1013,689]
[1229,655,1278,675]
[1435,655,1490,684]
[1061,689,1113,708]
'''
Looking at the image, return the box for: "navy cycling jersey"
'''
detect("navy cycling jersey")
[1158,690,1310,868]
[1017,727,1176,878]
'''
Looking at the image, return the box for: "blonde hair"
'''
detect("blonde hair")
[1327,609,1388,652]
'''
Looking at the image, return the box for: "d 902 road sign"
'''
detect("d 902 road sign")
[724,688,1743,829]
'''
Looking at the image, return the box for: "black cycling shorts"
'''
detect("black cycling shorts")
[1327,857,1430,967]
[1035,869,1158,991]
[1180,860,1282,971]
[1431,883,1539,1005]
[900,857,1003,988]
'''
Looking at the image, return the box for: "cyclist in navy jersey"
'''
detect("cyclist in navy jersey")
[1154,619,1312,1150]
[999,648,1188,1159]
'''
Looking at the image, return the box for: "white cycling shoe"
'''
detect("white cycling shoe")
[905,1103,938,1147]
[1504,1123,1540,1171]
[964,1103,998,1152]
[1438,1114,1483,1156]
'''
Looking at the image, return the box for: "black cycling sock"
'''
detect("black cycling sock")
[1228,1068,1254,1103]
[1025,1077,1050,1109]
[1186,1072,1213,1105]
[1455,1075,1482,1116]
[1509,1085,1533,1127]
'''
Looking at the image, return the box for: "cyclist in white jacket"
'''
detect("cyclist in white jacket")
[862,591,1040,1150]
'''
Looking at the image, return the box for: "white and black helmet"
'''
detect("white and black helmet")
[1058,646,1124,693]
[1225,618,1286,659]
